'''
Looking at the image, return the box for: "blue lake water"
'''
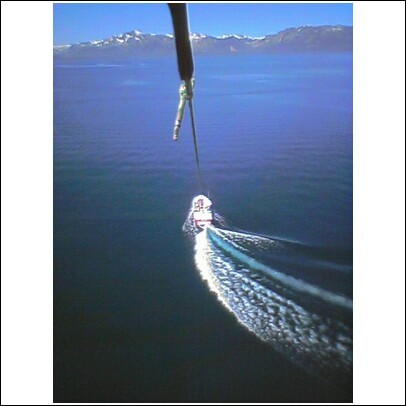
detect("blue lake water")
[54,53,352,402]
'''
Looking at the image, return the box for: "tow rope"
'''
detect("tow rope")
[173,78,203,192]
[168,4,204,194]
[186,79,203,193]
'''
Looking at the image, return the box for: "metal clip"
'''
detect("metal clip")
[173,79,194,141]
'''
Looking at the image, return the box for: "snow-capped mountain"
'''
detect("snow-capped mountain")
[54,26,352,60]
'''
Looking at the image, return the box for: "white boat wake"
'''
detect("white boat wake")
[183,207,352,384]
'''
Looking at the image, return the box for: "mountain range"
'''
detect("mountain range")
[54,25,353,60]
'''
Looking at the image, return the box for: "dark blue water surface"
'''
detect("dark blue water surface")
[54,54,352,402]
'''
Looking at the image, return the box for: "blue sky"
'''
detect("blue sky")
[54,3,353,45]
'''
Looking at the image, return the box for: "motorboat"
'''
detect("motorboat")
[192,195,213,228]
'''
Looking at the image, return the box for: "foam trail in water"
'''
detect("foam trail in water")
[208,227,353,310]
[187,211,352,384]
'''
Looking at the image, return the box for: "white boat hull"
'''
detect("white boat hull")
[192,195,213,229]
